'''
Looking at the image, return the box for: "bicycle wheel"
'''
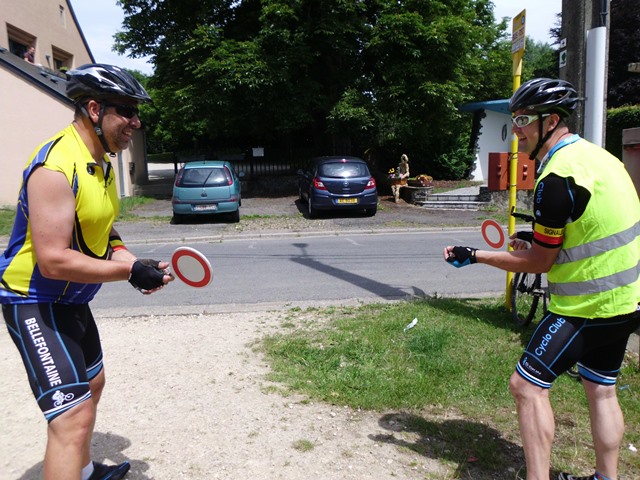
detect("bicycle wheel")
[511,272,541,327]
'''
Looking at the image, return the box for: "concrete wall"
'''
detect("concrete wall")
[0,67,137,205]
[0,67,73,205]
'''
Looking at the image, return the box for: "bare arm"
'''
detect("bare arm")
[475,240,559,274]
[28,166,135,283]
[443,238,559,274]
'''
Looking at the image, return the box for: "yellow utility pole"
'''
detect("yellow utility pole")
[506,10,526,309]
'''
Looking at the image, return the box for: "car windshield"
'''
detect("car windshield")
[179,167,230,187]
[318,162,368,178]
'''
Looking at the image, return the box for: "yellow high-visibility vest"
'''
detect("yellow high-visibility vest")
[537,137,639,318]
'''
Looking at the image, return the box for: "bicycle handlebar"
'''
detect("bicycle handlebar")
[510,210,535,224]
[510,207,534,243]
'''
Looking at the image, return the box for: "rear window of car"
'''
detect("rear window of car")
[178,167,231,187]
[318,162,369,178]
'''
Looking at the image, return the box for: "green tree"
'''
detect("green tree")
[522,38,557,80]
[608,0,640,107]
[115,0,512,179]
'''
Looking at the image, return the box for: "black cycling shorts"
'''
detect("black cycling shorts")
[516,306,640,388]
[3,303,103,422]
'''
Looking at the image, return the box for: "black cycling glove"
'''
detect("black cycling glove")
[446,246,478,268]
[129,259,166,292]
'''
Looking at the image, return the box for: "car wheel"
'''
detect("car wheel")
[229,209,240,223]
[364,206,377,217]
[172,213,184,224]
[308,197,317,218]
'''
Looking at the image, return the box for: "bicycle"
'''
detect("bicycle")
[510,208,549,327]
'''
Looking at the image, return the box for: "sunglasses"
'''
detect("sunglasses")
[105,103,139,119]
[511,114,547,128]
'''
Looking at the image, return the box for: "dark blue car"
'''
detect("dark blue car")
[298,156,378,218]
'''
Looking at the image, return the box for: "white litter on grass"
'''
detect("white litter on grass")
[629,443,637,453]
[403,318,418,332]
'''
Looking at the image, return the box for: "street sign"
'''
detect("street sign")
[511,10,526,54]
[559,50,567,68]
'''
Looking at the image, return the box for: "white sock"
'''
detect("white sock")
[81,462,94,480]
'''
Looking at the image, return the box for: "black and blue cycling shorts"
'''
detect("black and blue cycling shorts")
[516,305,640,389]
[2,303,103,422]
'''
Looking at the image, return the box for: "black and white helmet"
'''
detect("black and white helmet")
[66,63,151,103]
[509,78,579,118]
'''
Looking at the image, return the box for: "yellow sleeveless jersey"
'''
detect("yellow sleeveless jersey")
[0,124,119,304]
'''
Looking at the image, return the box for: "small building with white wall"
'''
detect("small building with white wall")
[459,99,512,182]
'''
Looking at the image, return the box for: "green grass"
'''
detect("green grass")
[0,198,156,237]
[116,196,156,221]
[260,297,640,479]
[292,439,315,452]
[0,208,16,236]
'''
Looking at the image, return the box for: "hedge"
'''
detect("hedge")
[606,106,640,159]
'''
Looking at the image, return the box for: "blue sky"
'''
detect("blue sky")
[71,0,562,76]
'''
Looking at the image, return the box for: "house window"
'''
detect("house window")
[6,24,36,60]
[59,5,67,28]
[51,45,73,72]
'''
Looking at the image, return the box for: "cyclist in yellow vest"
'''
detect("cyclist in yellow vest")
[444,78,640,480]
[0,64,173,480]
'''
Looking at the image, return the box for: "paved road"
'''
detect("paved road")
[88,194,507,313]
[92,228,506,315]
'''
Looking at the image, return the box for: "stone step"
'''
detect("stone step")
[397,184,494,210]
[415,200,490,210]
[424,194,481,202]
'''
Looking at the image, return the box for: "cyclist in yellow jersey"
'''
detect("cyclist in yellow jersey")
[443,78,639,480]
[0,64,173,480]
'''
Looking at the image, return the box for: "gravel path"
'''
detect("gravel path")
[0,306,455,480]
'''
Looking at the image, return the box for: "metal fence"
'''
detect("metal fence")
[147,149,310,178]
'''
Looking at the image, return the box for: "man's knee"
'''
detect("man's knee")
[583,380,618,403]
[48,399,96,447]
[509,371,542,401]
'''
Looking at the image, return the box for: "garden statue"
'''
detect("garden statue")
[390,154,410,202]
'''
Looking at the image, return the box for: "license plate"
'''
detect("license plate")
[193,204,217,211]
[337,198,358,204]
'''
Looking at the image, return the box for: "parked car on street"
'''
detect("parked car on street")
[172,160,242,223]
[297,156,378,217]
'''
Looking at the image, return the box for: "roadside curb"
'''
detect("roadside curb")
[112,225,482,246]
